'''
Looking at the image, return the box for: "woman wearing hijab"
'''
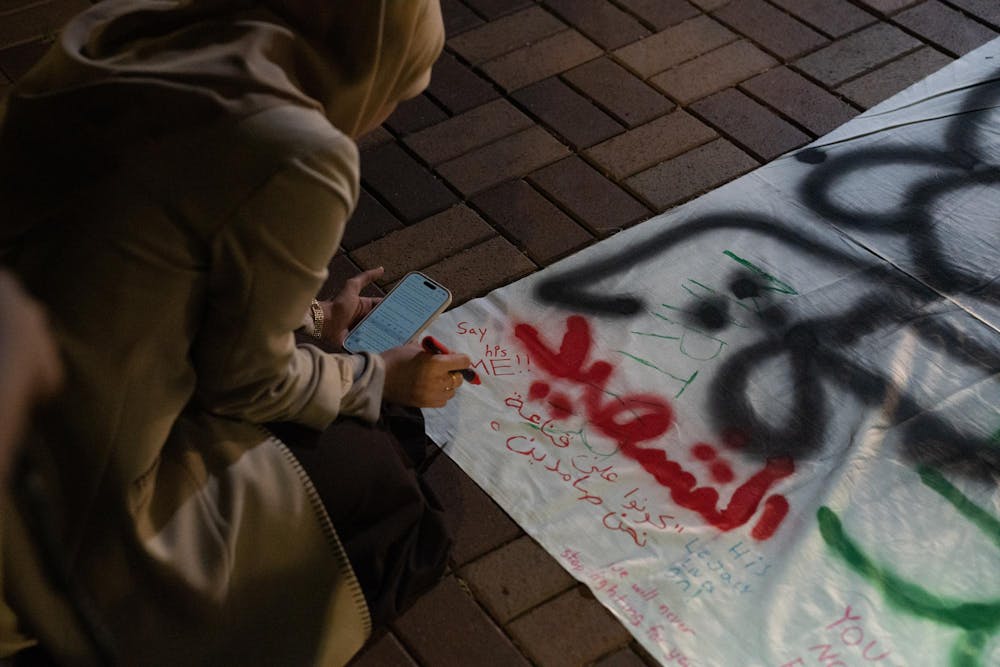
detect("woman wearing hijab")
[0,0,460,664]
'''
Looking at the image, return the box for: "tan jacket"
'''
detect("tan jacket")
[0,0,443,664]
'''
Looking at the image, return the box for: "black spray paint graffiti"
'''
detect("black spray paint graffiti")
[534,67,1000,471]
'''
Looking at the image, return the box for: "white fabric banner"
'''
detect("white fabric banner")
[424,38,1000,667]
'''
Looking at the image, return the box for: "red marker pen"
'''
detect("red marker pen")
[421,335,481,385]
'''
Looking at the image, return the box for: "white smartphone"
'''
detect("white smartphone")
[342,271,452,354]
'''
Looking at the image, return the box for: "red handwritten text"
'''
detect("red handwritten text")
[782,605,893,666]
[515,315,794,540]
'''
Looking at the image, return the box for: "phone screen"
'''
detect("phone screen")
[343,272,452,354]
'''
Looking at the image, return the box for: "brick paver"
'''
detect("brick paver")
[741,66,859,136]
[585,110,716,179]
[855,0,923,15]
[614,0,700,31]
[355,126,393,151]
[506,588,633,667]
[794,22,922,86]
[593,648,649,667]
[340,190,405,251]
[837,46,954,108]
[405,98,534,165]
[423,453,524,565]
[481,29,602,91]
[385,94,448,136]
[427,51,500,114]
[2,1,981,665]
[691,87,810,161]
[690,0,729,11]
[361,142,458,222]
[349,205,494,284]
[769,0,877,38]
[447,5,566,65]
[440,0,483,36]
[436,124,570,195]
[894,0,998,56]
[543,0,651,50]
[626,138,759,210]
[424,236,537,303]
[349,632,420,667]
[650,39,777,104]
[393,576,532,667]
[563,56,674,127]
[613,14,735,79]
[472,179,594,264]
[512,76,625,148]
[463,0,533,20]
[948,0,1000,27]
[713,0,828,60]
[529,157,650,234]
[459,534,576,623]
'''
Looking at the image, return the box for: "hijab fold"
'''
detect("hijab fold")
[0,0,444,237]
[265,0,445,136]
[2,0,445,138]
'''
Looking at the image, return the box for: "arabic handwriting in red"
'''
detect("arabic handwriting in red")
[515,317,674,446]
[571,455,618,482]
[751,493,789,540]
[572,474,604,505]
[602,511,648,547]
[690,443,735,484]
[514,314,794,540]
[498,422,612,506]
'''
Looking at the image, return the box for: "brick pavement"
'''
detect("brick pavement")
[2,0,997,665]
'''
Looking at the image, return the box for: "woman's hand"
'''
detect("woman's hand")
[381,343,472,408]
[321,266,384,348]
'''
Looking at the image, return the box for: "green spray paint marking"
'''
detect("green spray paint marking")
[817,507,1000,630]
[653,310,682,324]
[818,467,1000,665]
[918,466,1000,552]
[647,312,730,357]
[616,350,698,398]
[678,281,753,326]
[723,250,798,295]
[952,632,991,667]
[688,279,716,293]
[630,331,680,341]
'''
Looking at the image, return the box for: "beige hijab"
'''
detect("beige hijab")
[2,0,444,140]
[0,0,444,236]
[265,0,445,136]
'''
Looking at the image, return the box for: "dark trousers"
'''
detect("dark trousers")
[267,404,451,630]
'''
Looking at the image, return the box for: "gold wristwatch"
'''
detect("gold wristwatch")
[309,299,324,339]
